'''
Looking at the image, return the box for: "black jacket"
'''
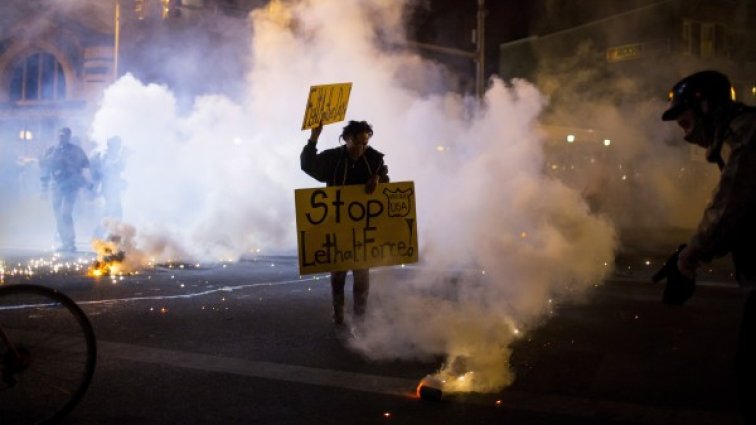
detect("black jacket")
[300,140,389,187]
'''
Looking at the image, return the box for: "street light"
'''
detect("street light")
[18,130,33,141]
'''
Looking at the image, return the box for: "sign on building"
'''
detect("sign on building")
[606,43,643,62]
[294,181,418,275]
[301,82,352,130]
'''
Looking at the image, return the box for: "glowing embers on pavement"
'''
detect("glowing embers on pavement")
[0,253,91,281]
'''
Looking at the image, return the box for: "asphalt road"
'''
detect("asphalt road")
[0,252,747,425]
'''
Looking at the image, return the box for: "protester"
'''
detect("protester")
[659,70,756,423]
[300,120,390,330]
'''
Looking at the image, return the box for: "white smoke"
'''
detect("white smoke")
[83,0,617,393]
[531,41,720,235]
[348,81,616,392]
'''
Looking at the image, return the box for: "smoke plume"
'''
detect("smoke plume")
[104,0,614,392]
[6,0,620,392]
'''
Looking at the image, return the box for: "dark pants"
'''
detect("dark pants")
[737,289,756,424]
[51,187,78,251]
[330,269,370,323]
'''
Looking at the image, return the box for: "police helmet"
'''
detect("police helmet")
[661,70,734,121]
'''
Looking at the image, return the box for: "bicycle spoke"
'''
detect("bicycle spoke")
[0,284,97,425]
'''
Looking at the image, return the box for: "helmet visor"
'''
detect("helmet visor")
[661,86,688,121]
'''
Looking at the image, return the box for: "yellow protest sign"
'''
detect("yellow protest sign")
[301,82,352,130]
[295,181,418,275]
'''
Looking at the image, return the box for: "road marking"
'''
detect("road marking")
[98,340,738,425]
[98,339,417,397]
[75,276,324,306]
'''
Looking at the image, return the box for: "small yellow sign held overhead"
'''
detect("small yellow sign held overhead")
[301,82,353,130]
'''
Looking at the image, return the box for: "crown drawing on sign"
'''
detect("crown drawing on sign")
[382,187,413,218]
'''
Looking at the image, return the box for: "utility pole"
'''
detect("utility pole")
[474,0,486,99]
[406,0,487,99]
[114,0,121,81]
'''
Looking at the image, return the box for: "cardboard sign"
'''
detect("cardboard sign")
[301,82,352,130]
[295,181,418,274]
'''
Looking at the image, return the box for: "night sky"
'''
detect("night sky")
[408,0,533,81]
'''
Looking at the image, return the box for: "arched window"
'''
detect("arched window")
[9,52,66,102]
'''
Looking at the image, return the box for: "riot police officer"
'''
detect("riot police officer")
[660,70,756,423]
[40,127,91,252]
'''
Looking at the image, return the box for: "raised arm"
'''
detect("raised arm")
[300,123,331,183]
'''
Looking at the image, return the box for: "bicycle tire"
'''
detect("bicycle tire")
[0,284,97,425]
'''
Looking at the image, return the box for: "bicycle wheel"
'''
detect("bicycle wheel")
[0,284,97,425]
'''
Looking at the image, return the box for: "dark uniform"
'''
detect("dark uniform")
[661,71,756,423]
[90,137,126,227]
[684,106,756,283]
[690,105,756,423]
[40,128,90,252]
[300,136,389,324]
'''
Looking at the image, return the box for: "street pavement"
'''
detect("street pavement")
[0,249,747,425]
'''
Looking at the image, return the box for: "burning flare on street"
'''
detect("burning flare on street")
[416,355,489,399]
[88,236,126,278]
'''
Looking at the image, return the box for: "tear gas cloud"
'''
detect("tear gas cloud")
[2,0,620,393]
[533,40,720,235]
[102,0,615,392]
[523,1,731,246]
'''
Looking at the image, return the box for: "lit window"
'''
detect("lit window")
[135,0,146,20]
[700,23,715,58]
[9,52,66,102]
[18,130,33,141]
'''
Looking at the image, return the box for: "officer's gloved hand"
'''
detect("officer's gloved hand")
[652,244,696,306]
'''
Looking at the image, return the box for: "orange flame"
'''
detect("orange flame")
[88,238,126,278]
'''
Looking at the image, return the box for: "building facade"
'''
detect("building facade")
[497,0,756,230]
[0,0,257,163]
[0,13,113,159]
[499,0,756,106]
